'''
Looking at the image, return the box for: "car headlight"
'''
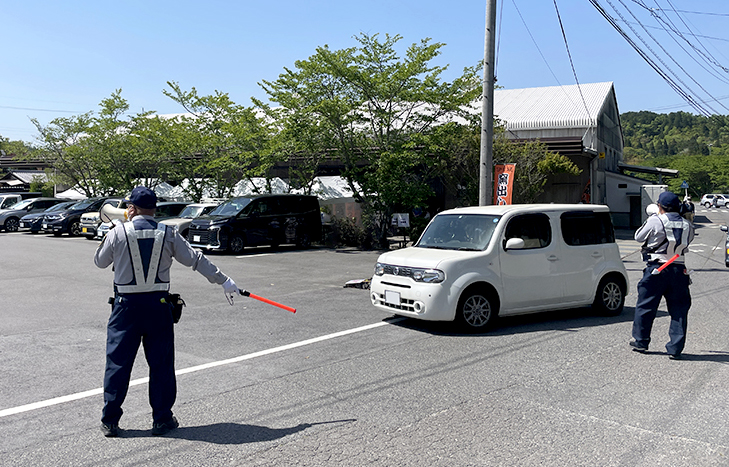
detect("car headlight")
[374,263,385,276]
[412,268,445,283]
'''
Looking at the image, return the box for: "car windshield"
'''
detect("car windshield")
[1,197,18,209]
[209,198,251,216]
[72,199,96,210]
[416,213,501,251]
[9,199,34,210]
[178,205,210,218]
[45,201,76,212]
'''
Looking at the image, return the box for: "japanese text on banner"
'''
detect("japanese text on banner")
[493,164,516,205]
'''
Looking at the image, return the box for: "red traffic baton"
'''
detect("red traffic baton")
[651,254,681,275]
[239,290,296,313]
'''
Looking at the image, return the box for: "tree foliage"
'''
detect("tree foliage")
[258,33,483,246]
[622,111,729,197]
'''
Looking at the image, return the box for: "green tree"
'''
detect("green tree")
[259,33,482,247]
[164,82,274,199]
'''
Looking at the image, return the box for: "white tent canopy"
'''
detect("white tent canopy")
[56,176,357,202]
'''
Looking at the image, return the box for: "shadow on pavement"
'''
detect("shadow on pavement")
[386,306,636,337]
[119,419,356,443]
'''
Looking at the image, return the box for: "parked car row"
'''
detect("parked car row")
[87,201,191,240]
[0,197,72,232]
[5,193,324,256]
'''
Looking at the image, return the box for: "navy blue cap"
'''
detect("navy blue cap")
[124,186,157,209]
[658,191,680,210]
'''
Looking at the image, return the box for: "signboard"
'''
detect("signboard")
[391,213,410,228]
[680,180,689,189]
[493,164,516,205]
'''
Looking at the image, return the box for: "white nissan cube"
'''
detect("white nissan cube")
[371,204,628,331]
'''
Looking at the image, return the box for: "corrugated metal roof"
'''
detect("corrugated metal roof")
[494,82,615,131]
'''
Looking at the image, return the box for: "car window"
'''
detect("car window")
[504,213,551,249]
[561,211,615,246]
[417,214,499,251]
[210,198,251,216]
[1,197,19,209]
[10,199,34,210]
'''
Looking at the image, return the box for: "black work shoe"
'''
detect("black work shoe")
[100,422,120,437]
[629,340,648,353]
[152,416,179,436]
[668,354,682,360]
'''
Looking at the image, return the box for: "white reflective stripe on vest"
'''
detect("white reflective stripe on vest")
[649,214,690,263]
[116,223,170,293]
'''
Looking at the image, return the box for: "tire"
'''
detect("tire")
[4,217,19,232]
[69,221,81,237]
[456,289,498,331]
[295,232,311,249]
[228,234,245,254]
[593,275,625,316]
[705,202,711,208]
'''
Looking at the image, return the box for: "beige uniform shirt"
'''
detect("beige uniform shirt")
[94,215,228,290]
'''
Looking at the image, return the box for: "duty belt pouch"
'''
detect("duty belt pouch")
[165,293,186,324]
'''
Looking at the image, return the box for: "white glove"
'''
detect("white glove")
[222,277,240,295]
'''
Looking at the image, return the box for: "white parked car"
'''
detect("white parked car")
[370,204,629,331]
[700,194,729,208]
[160,202,219,239]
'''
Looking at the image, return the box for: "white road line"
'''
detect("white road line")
[0,320,399,419]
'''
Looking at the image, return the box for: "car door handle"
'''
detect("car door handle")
[591,252,603,258]
[547,255,559,261]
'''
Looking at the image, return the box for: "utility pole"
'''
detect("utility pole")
[479,0,497,206]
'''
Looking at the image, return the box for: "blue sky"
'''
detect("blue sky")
[2,0,727,143]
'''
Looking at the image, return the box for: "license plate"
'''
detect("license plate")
[193,235,201,242]
[82,227,88,233]
[385,290,401,306]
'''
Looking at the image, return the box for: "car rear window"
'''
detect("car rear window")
[560,211,615,246]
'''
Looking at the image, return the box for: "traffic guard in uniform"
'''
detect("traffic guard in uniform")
[94,186,240,437]
[630,191,694,359]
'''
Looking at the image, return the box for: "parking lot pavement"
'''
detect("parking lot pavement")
[4,218,729,466]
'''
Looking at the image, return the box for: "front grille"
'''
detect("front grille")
[382,265,414,278]
[372,292,416,312]
[188,227,217,246]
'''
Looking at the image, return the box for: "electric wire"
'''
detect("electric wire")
[552,0,593,120]
[589,0,715,116]
[610,0,720,114]
[662,0,729,70]
[617,0,729,112]
[638,0,729,75]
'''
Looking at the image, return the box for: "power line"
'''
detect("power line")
[589,0,722,116]
[552,0,593,120]
[0,105,82,114]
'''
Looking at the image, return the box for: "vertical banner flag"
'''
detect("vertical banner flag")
[493,164,516,205]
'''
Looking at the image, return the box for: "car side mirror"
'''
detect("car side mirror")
[721,225,728,232]
[504,237,525,250]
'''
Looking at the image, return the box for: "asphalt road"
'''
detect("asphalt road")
[2,208,729,467]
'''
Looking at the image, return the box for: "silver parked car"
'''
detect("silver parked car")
[0,197,70,232]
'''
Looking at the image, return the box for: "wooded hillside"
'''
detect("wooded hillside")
[621,111,729,196]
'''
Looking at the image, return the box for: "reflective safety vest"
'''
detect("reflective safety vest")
[648,213,691,263]
[115,222,170,293]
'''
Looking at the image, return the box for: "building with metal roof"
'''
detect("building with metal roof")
[494,82,665,228]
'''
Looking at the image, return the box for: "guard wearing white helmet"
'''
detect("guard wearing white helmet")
[94,186,241,437]
[630,191,694,359]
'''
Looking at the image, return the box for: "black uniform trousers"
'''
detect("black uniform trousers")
[102,291,176,425]
[632,263,691,356]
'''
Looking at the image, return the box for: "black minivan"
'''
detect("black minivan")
[187,194,321,254]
